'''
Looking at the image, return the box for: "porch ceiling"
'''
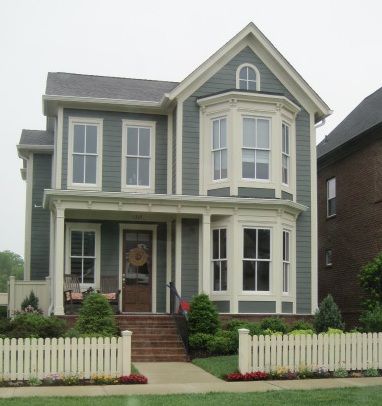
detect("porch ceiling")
[44,190,307,217]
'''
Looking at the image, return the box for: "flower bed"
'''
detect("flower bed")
[225,367,381,382]
[0,373,148,387]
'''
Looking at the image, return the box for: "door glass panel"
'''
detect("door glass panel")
[125,231,152,286]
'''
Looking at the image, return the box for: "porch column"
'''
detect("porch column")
[202,213,211,294]
[53,207,65,315]
[175,216,182,295]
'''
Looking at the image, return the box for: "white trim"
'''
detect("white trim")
[55,106,63,189]
[24,154,33,280]
[166,221,172,313]
[167,112,173,194]
[236,63,261,91]
[175,101,183,194]
[118,223,158,313]
[121,119,156,193]
[175,216,182,294]
[326,177,336,218]
[67,116,103,191]
[65,223,101,291]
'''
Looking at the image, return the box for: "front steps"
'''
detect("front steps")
[116,314,189,362]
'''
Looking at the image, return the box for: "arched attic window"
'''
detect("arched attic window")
[236,64,260,91]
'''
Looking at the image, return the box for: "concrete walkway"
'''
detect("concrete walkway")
[0,362,381,398]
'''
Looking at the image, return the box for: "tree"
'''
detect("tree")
[314,294,345,333]
[359,252,382,310]
[0,251,24,292]
[188,294,220,335]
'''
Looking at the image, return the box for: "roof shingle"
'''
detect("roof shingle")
[19,130,54,146]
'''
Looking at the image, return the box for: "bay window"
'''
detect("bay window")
[212,228,227,291]
[282,230,290,293]
[212,118,227,180]
[282,123,290,185]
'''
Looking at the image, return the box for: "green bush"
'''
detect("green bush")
[0,307,7,319]
[75,292,117,336]
[206,333,233,355]
[359,252,382,310]
[7,313,66,338]
[21,291,40,311]
[224,319,262,336]
[189,333,214,351]
[260,317,287,334]
[288,329,314,336]
[313,295,344,333]
[262,328,283,336]
[288,320,314,332]
[188,294,220,335]
[326,328,343,335]
[359,305,382,332]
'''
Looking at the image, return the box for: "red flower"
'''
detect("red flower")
[119,374,148,384]
[225,371,269,381]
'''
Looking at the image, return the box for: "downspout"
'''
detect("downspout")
[314,118,326,129]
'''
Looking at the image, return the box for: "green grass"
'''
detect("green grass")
[192,355,238,378]
[131,363,140,374]
[2,387,382,405]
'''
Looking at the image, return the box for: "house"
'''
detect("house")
[16,23,331,318]
[317,86,382,326]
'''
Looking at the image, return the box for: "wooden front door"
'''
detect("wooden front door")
[122,230,152,312]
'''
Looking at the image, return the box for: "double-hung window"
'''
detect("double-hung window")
[122,120,155,191]
[327,177,336,217]
[243,228,271,291]
[282,230,290,294]
[212,228,227,291]
[282,123,290,185]
[212,118,227,180]
[70,230,96,285]
[68,118,102,188]
[242,117,270,180]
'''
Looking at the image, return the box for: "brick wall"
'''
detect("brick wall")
[318,133,382,328]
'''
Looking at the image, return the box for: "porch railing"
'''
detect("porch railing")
[167,282,189,353]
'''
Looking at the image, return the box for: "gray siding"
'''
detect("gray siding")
[238,187,276,199]
[30,154,52,280]
[62,109,168,193]
[156,223,167,312]
[207,188,230,197]
[281,191,293,201]
[101,222,119,278]
[181,218,199,301]
[239,301,276,313]
[282,302,293,314]
[212,300,230,313]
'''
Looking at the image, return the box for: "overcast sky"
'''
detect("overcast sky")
[1,0,381,256]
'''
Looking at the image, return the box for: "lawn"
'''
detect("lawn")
[2,387,382,405]
[192,355,238,378]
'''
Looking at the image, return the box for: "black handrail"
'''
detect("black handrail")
[166,281,189,353]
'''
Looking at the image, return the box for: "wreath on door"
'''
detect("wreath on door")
[127,245,149,267]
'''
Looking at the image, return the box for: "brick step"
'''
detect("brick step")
[132,340,184,348]
[116,316,173,321]
[122,329,179,336]
[131,334,180,341]
[132,354,189,362]
[119,324,176,329]
[132,347,186,355]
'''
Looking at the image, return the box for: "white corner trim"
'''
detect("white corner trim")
[175,216,182,294]
[121,119,156,193]
[166,220,172,313]
[167,112,173,194]
[67,116,103,191]
[64,222,101,290]
[55,106,63,188]
[24,154,33,280]
[175,101,183,194]
[235,63,261,91]
[118,223,158,313]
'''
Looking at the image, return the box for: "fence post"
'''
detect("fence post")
[121,330,132,376]
[238,328,251,374]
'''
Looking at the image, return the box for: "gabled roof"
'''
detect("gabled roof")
[19,129,54,146]
[317,86,382,159]
[46,72,178,103]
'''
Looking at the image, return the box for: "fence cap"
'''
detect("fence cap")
[121,330,133,336]
[238,328,250,334]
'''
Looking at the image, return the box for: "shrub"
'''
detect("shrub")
[326,328,343,335]
[225,319,262,336]
[359,305,382,332]
[188,294,220,335]
[0,307,7,319]
[7,313,66,338]
[189,333,214,351]
[75,292,117,336]
[288,329,314,336]
[364,368,379,377]
[333,368,348,378]
[262,328,283,336]
[288,320,314,332]
[260,317,287,334]
[119,374,148,384]
[313,295,344,333]
[226,371,268,381]
[359,252,382,310]
[21,291,40,312]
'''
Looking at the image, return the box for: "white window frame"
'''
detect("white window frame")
[242,227,272,293]
[211,227,228,293]
[67,117,103,190]
[282,230,290,294]
[241,116,271,182]
[65,223,101,291]
[327,177,336,217]
[236,63,261,91]
[121,119,156,193]
[211,117,228,181]
[325,249,333,267]
[282,122,290,186]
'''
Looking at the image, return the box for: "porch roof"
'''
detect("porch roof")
[43,190,307,217]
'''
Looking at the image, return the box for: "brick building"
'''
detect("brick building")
[317,86,382,327]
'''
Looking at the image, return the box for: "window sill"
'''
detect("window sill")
[326,214,336,220]
[67,184,102,191]
[121,186,155,194]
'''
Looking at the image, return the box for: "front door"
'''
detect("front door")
[122,230,152,312]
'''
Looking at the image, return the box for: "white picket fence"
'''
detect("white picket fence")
[0,330,132,381]
[238,329,382,374]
